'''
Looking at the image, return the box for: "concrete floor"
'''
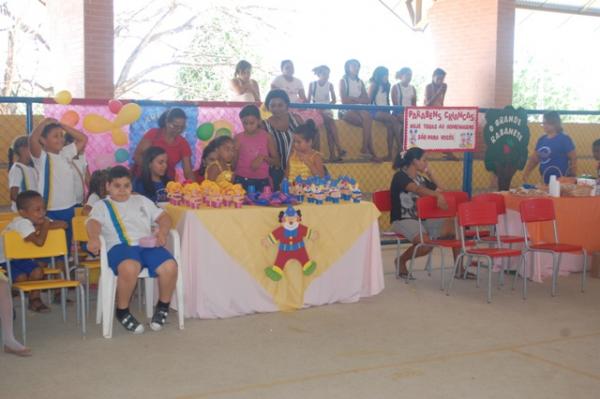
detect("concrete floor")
[1,247,599,399]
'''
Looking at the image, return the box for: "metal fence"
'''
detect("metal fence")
[1,96,599,230]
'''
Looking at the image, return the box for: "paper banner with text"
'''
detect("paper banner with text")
[403,107,479,152]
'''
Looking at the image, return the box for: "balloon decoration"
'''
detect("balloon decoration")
[83,102,143,146]
[215,128,232,137]
[108,99,123,114]
[212,120,234,136]
[60,110,79,127]
[196,122,214,141]
[54,90,73,105]
[260,104,272,120]
[111,130,129,146]
[114,148,129,163]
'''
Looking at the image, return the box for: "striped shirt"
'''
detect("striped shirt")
[264,114,300,169]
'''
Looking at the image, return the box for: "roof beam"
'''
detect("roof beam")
[516,1,600,17]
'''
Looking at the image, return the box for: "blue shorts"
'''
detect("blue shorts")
[1,260,40,279]
[47,206,76,251]
[107,244,174,278]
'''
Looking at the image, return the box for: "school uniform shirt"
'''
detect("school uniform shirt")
[70,155,87,205]
[272,75,305,103]
[32,143,78,211]
[88,195,164,252]
[535,132,576,184]
[390,170,436,223]
[86,193,101,208]
[0,217,36,264]
[8,162,38,212]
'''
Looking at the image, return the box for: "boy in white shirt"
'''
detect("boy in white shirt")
[86,166,177,334]
[0,191,68,313]
[29,118,88,249]
[8,136,39,212]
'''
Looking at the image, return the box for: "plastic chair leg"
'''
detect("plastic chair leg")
[61,287,67,322]
[446,253,464,296]
[145,278,154,319]
[581,249,587,293]
[20,291,27,346]
[439,247,445,291]
[486,256,493,303]
[102,275,116,339]
[95,278,103,325]
[78,285,86,336]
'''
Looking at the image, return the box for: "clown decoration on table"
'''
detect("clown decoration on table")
[263,206,318,282]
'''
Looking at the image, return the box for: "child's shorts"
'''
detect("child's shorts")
[107,244,174,277]
[0,260,40,279]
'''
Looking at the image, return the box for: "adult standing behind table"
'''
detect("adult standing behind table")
[523,111,577,184]
[263,89,303,191]
[132,108,194,181]
[271,60,307,103]
[230,60,261,102]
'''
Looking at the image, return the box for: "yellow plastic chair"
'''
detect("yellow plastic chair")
[72,215,100,313]
[0,212,17,222]
[3,229,86,345]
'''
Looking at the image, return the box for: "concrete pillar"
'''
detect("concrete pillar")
[428,0,515,108]
[47,0,114,99]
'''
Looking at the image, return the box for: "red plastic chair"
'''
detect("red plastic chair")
[406,194,475,289]
[519,198,587,297]
[444,191,491,239]
[473,194,525,245]
[446,201,526,303]
[372,190,408,278]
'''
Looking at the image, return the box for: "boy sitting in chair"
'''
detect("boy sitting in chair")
[86,166,177,334]
[0,190,67,313]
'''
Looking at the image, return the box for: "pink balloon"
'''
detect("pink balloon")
[108,99,123,114]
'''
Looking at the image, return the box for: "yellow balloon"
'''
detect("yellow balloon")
[114,103,142,126]
[212,119,234,133]
[260,104,272,120]
[83,114,113,133]
[111,129,129,146]
[54,90,72,105]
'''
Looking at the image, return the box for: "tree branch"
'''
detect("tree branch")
[0,3,51,50]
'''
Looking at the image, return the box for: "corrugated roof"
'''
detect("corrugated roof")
[516,0,600,17]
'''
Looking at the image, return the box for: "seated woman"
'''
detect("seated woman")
[390,147,455,278]
[271,60,307,103]
[230,60,261,102]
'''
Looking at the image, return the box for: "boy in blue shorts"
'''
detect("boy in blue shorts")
[86,166,177,334]
[0,190,68,312]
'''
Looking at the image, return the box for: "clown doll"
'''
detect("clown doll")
[263,206,317,282]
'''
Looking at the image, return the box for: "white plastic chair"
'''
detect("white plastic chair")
[95,230,185,338]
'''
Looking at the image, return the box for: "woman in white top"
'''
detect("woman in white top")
[307,65,346,162]
[230,60,261,102]
[7,136,38,212]
[271,60,307,103]
[368,66,402,161]
[339,59,380,162]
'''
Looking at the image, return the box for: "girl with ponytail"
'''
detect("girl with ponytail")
[286,119,325,179]
[7,136,38,212]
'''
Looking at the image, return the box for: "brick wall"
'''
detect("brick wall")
[428,0,515,108]
[47,0,114,98]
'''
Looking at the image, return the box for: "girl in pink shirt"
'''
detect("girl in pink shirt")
[233,105,279,192]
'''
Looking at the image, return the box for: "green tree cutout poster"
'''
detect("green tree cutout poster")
[484,107,530,190]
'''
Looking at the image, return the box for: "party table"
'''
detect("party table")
[165,202,384,319]
[497,194,600,282]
